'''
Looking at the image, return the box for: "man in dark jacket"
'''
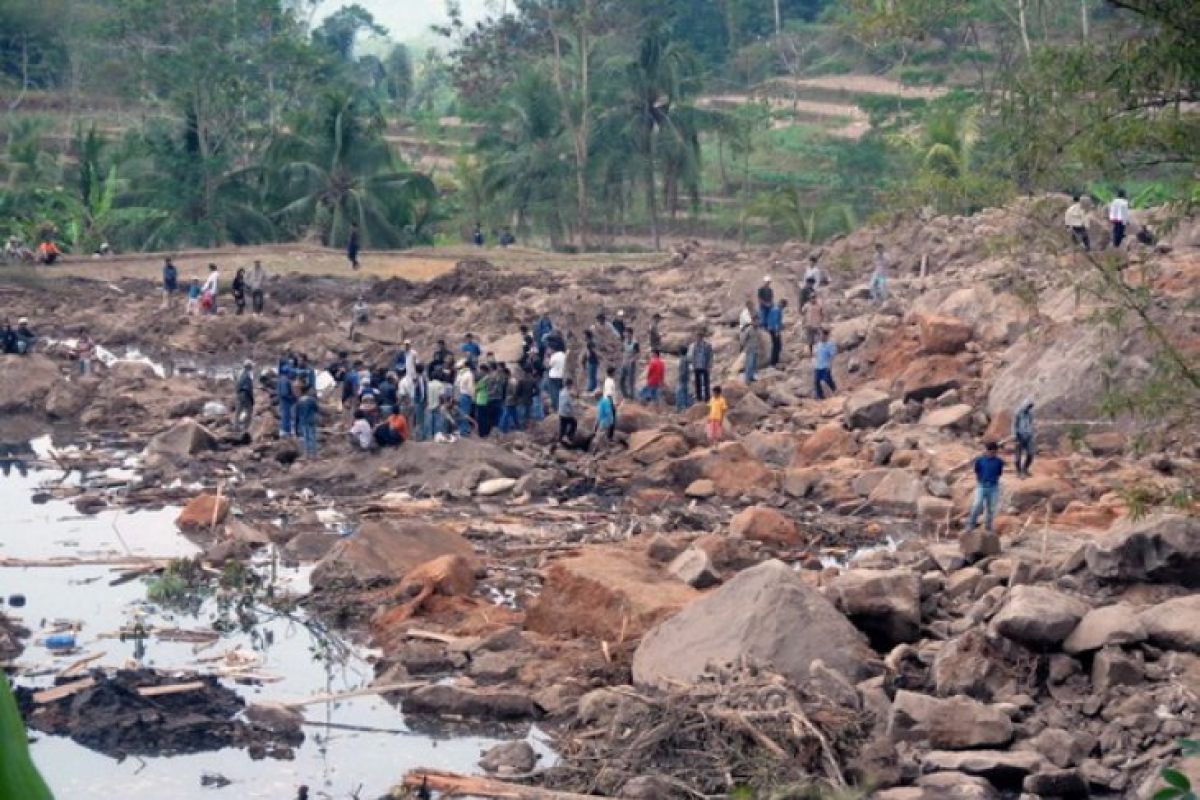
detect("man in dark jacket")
[688,331,713,402]
[235,361,255,431]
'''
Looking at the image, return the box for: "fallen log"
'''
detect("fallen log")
[33,677,96,704]
[402,770,606,799]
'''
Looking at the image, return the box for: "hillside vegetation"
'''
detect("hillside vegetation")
[0,0,1196,254]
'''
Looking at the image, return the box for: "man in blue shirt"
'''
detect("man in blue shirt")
[766,299,786,367]
[812,330,837,399]
[162,258,178,310]
[967,441,1005,534]
[461,333,482,369]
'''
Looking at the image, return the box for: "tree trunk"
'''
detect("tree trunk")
[773,0,782,36]
[1080,0,1089,41]
[645,125,660,251]
[1016,0,1033,59]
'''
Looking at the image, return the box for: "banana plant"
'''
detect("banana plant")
[0,673,53,800]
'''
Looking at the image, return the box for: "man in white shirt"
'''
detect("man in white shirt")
[547,347,567,410]
[201,263,220,314]
[804,254,825,286]
[870,244,889,303]
[603,366,618,403]
[1064,195,1090,251]
[348,411,373,450]
[1108,189,1130,248]
[454,362,476,437]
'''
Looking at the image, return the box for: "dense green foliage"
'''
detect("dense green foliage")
[0,0,1195,253]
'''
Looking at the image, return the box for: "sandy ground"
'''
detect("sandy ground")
[21,243,666,284]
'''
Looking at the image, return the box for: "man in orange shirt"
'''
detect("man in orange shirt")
[375,406,410,447]
[36,241,61,265]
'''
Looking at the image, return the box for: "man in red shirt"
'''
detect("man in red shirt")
[643,349,666,405]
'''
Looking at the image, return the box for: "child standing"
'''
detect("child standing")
[707,385,727,443]
[186,278,202,315]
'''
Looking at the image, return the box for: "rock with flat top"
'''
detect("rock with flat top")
[889,690,1013,749]
[827,568,921,647]
[1085,513,1200,587]
[844,388,891,429]
[1063,603,1146,654]
[1139,595,1200,652]
[992,585,1089,646]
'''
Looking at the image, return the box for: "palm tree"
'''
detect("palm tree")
[477,72,573,248]
[269,90,436,249]
[598,25,704,251]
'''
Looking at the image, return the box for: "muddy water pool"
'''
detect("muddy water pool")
[1,438,540,799]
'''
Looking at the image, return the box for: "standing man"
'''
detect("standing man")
[966,441,1005,535]
[347,223,361,270]
[583,331,600,393]
[162,258,179,310]
[766,298,786,367]
[455,361,476,437]
[689,331,712,403]
[232,268,247,315]
[803,294,826,356]
[277,368,296,438]
[740,320,761,384]
[798,276,817,311]
[647,313,663,355]
[547,346,567,410]
[619,328,639,400]
[757,277,774,327]
[1108,189,1130,248]
[411,364,429,441]
[461,333,481,369]
[201,263,220,314]
[643,349,665,405]
[804,254,825,287]
[557,379,578,443]
[812,330,837,399]
[296,387,320,458]
[870,244,889,303]
[248,260,267,314]
[235,361,255,432]
[674,345,692,412]
[1012,399,1036,477]
[1064,196,1090,251]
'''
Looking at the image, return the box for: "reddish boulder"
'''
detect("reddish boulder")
[176,494,231,532]
[661,442,776,498]
[729,506,801,547]
[917,313,973,355]
[896,356,965,402]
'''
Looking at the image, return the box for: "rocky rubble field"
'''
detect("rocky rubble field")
[1,195,1198,798]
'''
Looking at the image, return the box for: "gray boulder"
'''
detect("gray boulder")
[888,690,1014,749]
[1062,603,1146,654]
[844,388,891,429]
[826,568,922,648]
[1085,514,1200,587]
[1139,595,1200,652]
[992,585,1089,647]
[632,560,878,688]
[145,418,218,459]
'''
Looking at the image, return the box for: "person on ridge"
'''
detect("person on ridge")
[347,223,361,269]
[642,349,665,405]
[766,298,786,367]
[1108,189,1130,248]
[1064,195,1090,251]
[966,441,1005,535]
[803,294,826,356]
[557,378,578,443]
[757,277,774,327]
[277,367,297,438]
[162,258,179,309]
[232,268,247,315]
[247,260,268,314]
[1012,399,1036,477]
[296,387,320,458]
[870,244,889,303]
[201,263,220,314]
[688,331,713,403]
[740,319,761,384]
[674,345,692,412]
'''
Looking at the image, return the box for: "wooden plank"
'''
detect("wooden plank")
[33,677,96,704]
[56,652,105,678]
[279,680,427,709]
[137,681,207,697]
[402,770,606,799]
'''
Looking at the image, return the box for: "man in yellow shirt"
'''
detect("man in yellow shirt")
[707,385,727,443]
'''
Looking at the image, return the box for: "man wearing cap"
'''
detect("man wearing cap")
[757,277,774,327]
[235,361,255,431]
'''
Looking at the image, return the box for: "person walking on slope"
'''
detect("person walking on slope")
[619,328,639,400]
[1108,190,1130,249]
[688,331,713,403]
[347,223,361,269]
[706,386,727,443]
[757,277,774,327]
[583,330,600,393]
[296,387,320,458]
[235,361,255,431]
[201,263,220,314]
[1012,400,1036,477]
[675,345,692,412]
[547,346,567,410]
[870,244,889,303]
[966,441,1005,534]
[232,268,247,315]
[596,390,617,444]
[1064,195,1090,251]
[813,330,837,399]
[766,298,786,367]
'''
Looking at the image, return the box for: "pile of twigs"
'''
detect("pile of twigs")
[544,664,872,797]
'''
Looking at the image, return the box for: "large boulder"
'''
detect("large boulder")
[728,506,800,547]
[992,586,1090,647]
[146,419,219,460]
[867,470,924,516]
[660,442,776,498]
[525,545,699,641]
[1139,595,1200,652]
[1063,603,1147,655]
[175,493,230,533]
[888,690,1014,749]
[896,356,964,402]
[917,313,973,355]
[0,354,60,414]
[1085,514,1200,587]
[921,750,1045,787]
[311,520,477,589]
[627,428,690,465]
[844,388,891,429]
[925,284,1031,346]
[632,560,877,688]
[792,423,856,464]
[920,404,974,431]
[826,568,921,647]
